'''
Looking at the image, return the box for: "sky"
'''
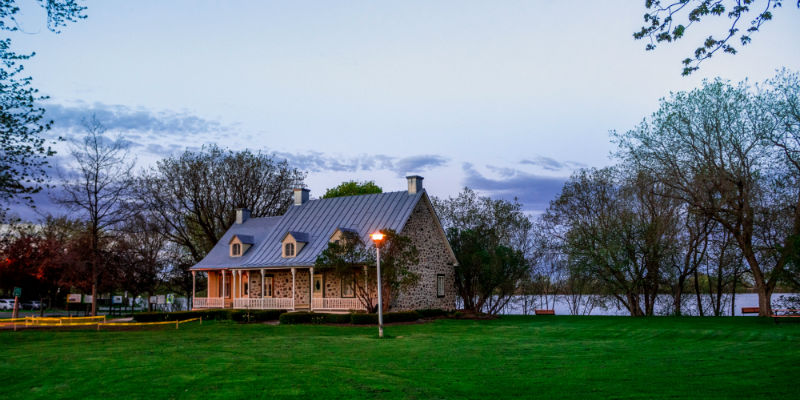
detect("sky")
[7,0,800,220]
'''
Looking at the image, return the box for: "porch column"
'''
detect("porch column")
[291,267,296,311]
[222,270,226,300]
[261,269,265,298]
[207,271,211,298]
[310,267,315,311]
[363,265,368,300]
[191,271,196,305]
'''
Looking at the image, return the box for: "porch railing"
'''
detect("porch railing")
[194,297,224,309]
[312,297,364,311]
[233,297,294,310]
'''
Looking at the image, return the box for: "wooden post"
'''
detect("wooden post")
[191,270,196,309]
[291,267,296,311]
[176,320,179,330]
[310,267,314,312]
[222,270,227,302]
[261,269,265,298]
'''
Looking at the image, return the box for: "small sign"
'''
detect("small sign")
[166,294,174,304]
[13,287,21,297]
[83,295,93,304]
[157,295,166,304]
[67,294,82,303]
[112,296,123,304]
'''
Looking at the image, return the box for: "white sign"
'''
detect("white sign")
[83,295,93,304]
[112,296,123,304]
[157,295,166,304]
[67,294,82,303]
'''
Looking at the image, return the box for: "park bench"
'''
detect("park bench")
[535,309,555,315]
[741,307,760,314]
[771,309,800,323]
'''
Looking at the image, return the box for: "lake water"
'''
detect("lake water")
[467,293,799,316]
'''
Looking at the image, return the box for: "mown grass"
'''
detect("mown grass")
[1,316,798,399]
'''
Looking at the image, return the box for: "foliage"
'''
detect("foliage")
[448,226,530,315]
[278,311,314,324]
[416,308,450,318]
[136,144,304,263]
[133,309,232,322]
[0,1,86,208]
[315,228,419,312]
[433,188,533,315]
[614,73,797,316]
[321,180,382,199]
[634,0,798,75]
[230,309,285,322]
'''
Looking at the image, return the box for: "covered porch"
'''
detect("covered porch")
[192,266,369,312]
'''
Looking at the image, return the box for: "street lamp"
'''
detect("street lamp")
[370,232,385,338]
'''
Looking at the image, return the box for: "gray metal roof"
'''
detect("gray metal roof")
[192,216,283,269]
[191,190,424,270]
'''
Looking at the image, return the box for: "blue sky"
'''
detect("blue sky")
[8,1,800,219]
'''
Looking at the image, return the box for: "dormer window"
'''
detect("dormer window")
[229,234,254,258]
[281,231,308,258]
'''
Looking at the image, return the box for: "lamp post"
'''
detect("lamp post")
[370,232,385,338]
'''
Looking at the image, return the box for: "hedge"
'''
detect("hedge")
[231,309,286,322]
[134,309,231,322]
[280,312,353,325]
[417,308,450,318]
[279,311,314,324]
[349,311,421,325]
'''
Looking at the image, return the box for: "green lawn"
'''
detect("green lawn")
[1,316,798,399]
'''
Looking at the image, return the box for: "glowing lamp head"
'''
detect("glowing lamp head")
[370,232,385,242]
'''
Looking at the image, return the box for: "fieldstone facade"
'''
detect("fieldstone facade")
[393,196,457,311]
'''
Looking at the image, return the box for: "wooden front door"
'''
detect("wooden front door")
[313,274,323,298]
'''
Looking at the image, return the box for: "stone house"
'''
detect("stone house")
[190,176,458,312]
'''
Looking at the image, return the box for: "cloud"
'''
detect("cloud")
[272,151,447,176]
[462,163,566,213]
[44,102,226,136]
[394,155,448,176]
[521,155,586,171]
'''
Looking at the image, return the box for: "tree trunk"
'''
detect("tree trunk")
[693,268,704,316]
[757,284,774,317]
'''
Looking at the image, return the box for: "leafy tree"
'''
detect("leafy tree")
[314,229,419,312]
[321,180,382,199]
[433,188,533,314]
[614,76,792,316]
[634,0,798,75]
[0,1,86,208]
[448,227,529,315]
[137,144,305,262]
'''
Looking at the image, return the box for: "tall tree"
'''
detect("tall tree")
[634,0,798,75]
[433,187,533,314]
[0,1,86,208]
[615,77,790,316]
[56,116,134,315]
[137,145,305,263]
[322,180,382,199]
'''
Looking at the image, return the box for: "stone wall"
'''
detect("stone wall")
[393,195,457,311]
